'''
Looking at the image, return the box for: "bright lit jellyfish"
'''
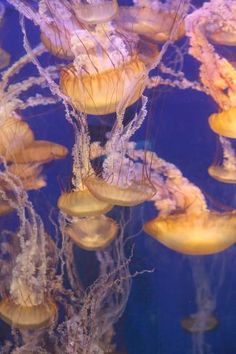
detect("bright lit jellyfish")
[58,213,133,353]
[115,0,187,44]
[0,171,57,330]
[71,0,118,25]
[208,107,236,139]
[64,215,118,251]
[84,96,156,207]
[110,146,236,256]
[208,136,236,183]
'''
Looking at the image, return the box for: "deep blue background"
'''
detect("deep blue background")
[1,1,236,353]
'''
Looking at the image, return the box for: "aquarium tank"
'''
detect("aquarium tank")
[0,0,235,353]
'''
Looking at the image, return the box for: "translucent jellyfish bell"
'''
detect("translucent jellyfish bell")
[65,215,118,250]
[181,313,218,333]
[0,118,34,160]
[0,296,57,329]
[0,48,10,70]
[115,6,185,43]
[144,211,236,255]
[208,108,236,139]
[60,56,147,115]
[73,0,118,25]
[10,140,68,164]
[208,165,236,184]
[58,188,113,217]
[84,175,155,207]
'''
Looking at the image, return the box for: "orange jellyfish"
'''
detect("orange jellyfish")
[64,215,118,250]
[0,48,10,70]
[126,148,236,255]
[9,140,68,164]
[115,2,185,44]
[72,0,118,25]
[85,175,155,207]
[144,210,236,255]
[60,55,147,115]
[208,108,236,139]
[58,188,113,217]
[0,293,57,330]
[208,136,236,183]
[0,117,34,161]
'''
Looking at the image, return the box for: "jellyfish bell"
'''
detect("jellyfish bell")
[57,188,113,217]
[0,117,34,160]
[208,108,236,139]
[84,175,155,207]
[208,164,236,184]
[9,140,68,164]
[65,215,118,250]
[181,313,218,333]
[72,0,118,25]
[60,55,147,115]
[205,22,236,47]
[115,6,185,44]
[144,210,236,255]
[0,296,57,330]
[40,24,75,60]
[0,198,13,216]
[0,48,10,70]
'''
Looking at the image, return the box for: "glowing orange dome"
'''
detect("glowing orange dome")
[60,56,147,115]
[85,175,155,207]
[0,118,34,160]
[10,140,68,164]
[208,108,236,139]
[57,188,113,217]
[144,211,236,255]
[208,165,236,184]
[65,215,118,250]
[0,297,57,329]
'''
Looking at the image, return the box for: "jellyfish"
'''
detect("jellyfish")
[115,0,186,44]
[71,0,118,25]
[208,136,236,183]
[208,107,236,139]
[185,0,236,111]
[84,96,155,207]
[114,146,236,256]
[0,171,57,330]
[0,48,10,70]
[64,215,118,251]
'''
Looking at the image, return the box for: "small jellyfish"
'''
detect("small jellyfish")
[0,294,57,330]
[72,0,118,25]
[10,140,68,164]
[85,175,155,207]
[115,4,185,43]
[181,313,218,333]
[208,108,236,139]
[0,197,13,216]
[0,117,34,161]
[58,188,113,217]
[144,211,236,255]
[64,215,118,250]
[0,48,10,70]
[60,56,147,115]
[208,136,236,183]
